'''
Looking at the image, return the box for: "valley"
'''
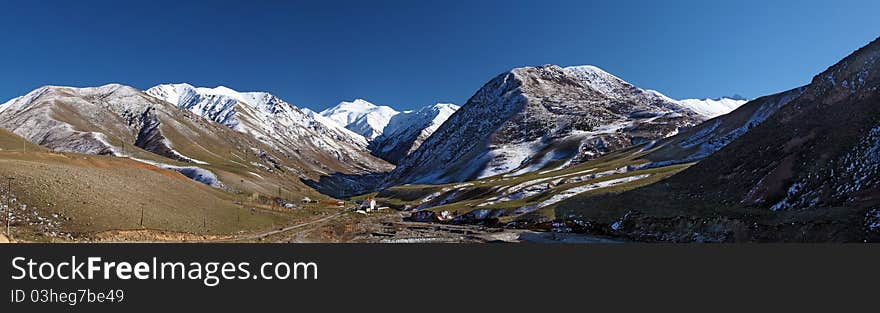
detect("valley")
[1,37,879,243]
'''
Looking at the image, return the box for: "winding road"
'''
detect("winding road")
[221,211,347,242]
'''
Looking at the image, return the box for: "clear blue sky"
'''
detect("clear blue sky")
[1,0,878,111]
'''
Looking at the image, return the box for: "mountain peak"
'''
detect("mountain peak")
[320,99,398,140]
[329,98,384,112]
[430,102,460,112]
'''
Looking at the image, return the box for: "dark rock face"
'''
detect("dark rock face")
[134,108,186,162]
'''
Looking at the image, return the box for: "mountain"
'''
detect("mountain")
[0,84,213,158]
[674,37,880,211]
[368,103,460,164]
[0,83,391,198]
[319,99,399,141]
[384,65,706,185]
[676,97,748,118]
[645,90,748,118]
[145,84,391,174]
[632,87,804,169]
[319,99,461,164]
[553,37,880,242]
[0,126,293,240]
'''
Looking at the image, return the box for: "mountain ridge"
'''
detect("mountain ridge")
[383,64,710,186]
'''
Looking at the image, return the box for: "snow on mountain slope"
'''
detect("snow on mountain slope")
[0,84,182,156]
[645,90,747,118]
[0,83,392,197]
[676,97,748,118]
[146,84,389,174]
[635,87,804,169]
[670,37,880,212]
[554,37,880,242]
[384,65,706,186]
[368,103,460,164]
[0,84,265,189]
[319,99,399,140]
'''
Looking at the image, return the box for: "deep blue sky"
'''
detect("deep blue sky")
[1,0,878,111]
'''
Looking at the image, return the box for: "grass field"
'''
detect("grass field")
[0,128,342,242]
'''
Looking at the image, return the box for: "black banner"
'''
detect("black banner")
[1,244,877,311]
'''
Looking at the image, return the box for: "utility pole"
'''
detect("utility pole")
[139,204,145,228]
[6,177,14,238]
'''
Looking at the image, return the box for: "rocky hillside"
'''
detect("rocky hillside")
[385,65,706,185]
[676,37,880,212]
[368,103,460,163]
[320,99,461,164]
[554,37,880,242]
[146,84,391,174]
[0,84,390,198]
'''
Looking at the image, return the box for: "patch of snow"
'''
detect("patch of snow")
[868,209,880,232]
[163,139,209,164]
[452,183,473,189]
[90,132,123,156]
[131,158,223,188]
[770,182,804,211]
[517,174,651,214]
[420,192,443,204]
[484,139,543,178]
[676,98,748,118]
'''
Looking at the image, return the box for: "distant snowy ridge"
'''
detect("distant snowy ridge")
[319,99,399,140]
[318,98,460,163]
[145,83,392,174]
[369,102,460,163]
[645,90,748,118]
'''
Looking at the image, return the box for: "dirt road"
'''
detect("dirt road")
[223,211,347,242]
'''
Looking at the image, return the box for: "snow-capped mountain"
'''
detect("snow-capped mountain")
[561,37,880,242]
[667,37,880,212]
[675,97,748,118]
[385,65,707,185]
[0,83,394,197]
[319,99,399,140]
[645,90,748,118]
[146,84,390,174]
[369,103,460,164]
[318,98,461,164]
[0,84,199,157]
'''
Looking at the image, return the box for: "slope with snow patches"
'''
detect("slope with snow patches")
[384,64,710,186]
[146,84,390,174]
[0,84,252,188]
[645,90,748,118]
[0,83,394,198]
[368,103,460,163]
